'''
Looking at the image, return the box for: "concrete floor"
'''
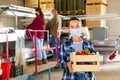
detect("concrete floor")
[33,55,120,80]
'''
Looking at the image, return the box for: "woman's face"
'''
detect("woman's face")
[69,20,81,30]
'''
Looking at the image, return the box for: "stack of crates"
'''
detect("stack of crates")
[25,0,39,8]
[25,0,55,10]
[85,0,107,39]
[46,0,55,10]
[40,0,46,10]
[40,0,54,10]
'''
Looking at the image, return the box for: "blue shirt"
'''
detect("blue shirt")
[73,41,83,52]
[59,37,96,80]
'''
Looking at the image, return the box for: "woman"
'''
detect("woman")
[59,17,96,80]
[26,7,47,65]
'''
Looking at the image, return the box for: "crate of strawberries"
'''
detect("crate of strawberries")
[70,49,101,72]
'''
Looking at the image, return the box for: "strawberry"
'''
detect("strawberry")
[82,50,88,55]
[76,51,80,55]
[82,50,85,55]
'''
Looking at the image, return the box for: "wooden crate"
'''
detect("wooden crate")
[40,3,47,10]
[40,0,54,4]
[86,4,107,15]
[25,0,31,7]
[25,0,38,8]
[46,3,54,10]
[40,3,54,10]
[86,0,107,5]
[70,52,100,72]
[86,20,106,28]
[31,0,39,8]
[47,0,54,3]
[40,0,46,3]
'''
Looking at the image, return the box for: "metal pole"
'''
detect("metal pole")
[15,15,18,29]
[56,31,59,65]
[6,30,9,62]
[11,9,18,29]
[47,30,50,48]
[34,31,38,74]
[48,68,51,80]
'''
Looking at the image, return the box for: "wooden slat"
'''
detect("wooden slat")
[25,0,38,8]
[86,20,106,28]
[86,0,107,5]
[72,65,100,72]
[70,54,101,62]
[86,4,107,15]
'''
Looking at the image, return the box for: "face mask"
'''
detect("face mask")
[35,13,37,16]
[70,29,81,37]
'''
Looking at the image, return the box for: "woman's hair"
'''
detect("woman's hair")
[68,17,82,26]
[35,7,45,25]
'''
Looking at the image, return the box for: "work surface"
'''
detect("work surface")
[10,61,56,80]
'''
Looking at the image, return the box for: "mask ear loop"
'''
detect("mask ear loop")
[79,19,83,37]
[69,29,72,38]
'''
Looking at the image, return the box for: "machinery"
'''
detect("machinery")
[93,40,119,63]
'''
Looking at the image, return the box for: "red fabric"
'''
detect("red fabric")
[26,30,33,40]
[26,15,45,39]
[0,62,11,79]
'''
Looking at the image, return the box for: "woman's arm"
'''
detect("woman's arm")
[26,17,38,29]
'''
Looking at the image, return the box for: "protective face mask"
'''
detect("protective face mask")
[35,13,38,16]
[70,29,81,37]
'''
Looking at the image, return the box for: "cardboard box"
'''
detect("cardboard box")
[70,52,100,72]
[86,20,106,28]
[86,4,106,15]
[86,0,107,4]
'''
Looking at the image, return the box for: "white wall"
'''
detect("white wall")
[107,0,120,40]
[0,0,24,29]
